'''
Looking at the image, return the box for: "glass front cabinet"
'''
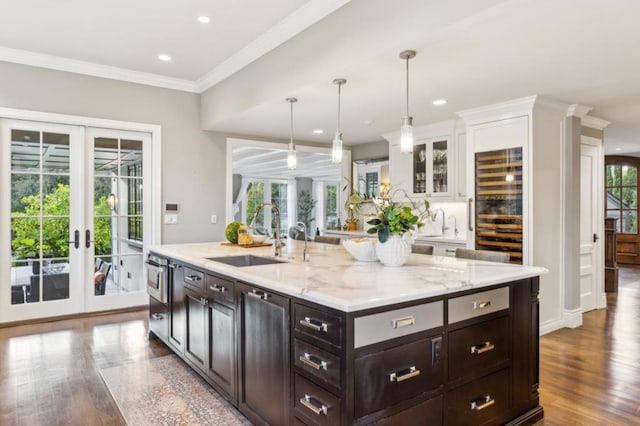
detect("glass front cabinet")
[412,136,452,198]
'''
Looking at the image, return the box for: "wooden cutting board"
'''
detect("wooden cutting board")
[220,242,273,248]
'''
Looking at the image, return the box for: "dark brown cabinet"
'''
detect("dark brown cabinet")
[238,282,290,426]
[168,262,185,353]
[207,300,236,399]
[184,288,207,371]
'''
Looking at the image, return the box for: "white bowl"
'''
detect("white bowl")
[342,238,378,262]
[251,234,268,244]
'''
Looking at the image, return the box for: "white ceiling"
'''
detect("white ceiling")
[2,0,640,153]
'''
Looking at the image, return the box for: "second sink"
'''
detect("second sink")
[205,254,284,267]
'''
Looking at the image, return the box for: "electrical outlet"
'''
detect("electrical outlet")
[431,336,442,365]
[211,214,217,224]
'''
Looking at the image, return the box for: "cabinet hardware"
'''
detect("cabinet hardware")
[300,394,328,415]
[299,353,328,370]
[299,317,328,333]
[468,198,474,231]
[209,284,225,293]
[247,290,269,300]
[593,233,599,243]
[470,395,495,411]
[169,263,181,269]
[391,316,415,329]
[471,341,495,354]
[185,274,202,282]
[472,300,491,309]
[445,249,456,253]
[389,366,420,383]
[151,313,163,320]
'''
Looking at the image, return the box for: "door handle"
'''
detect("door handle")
[68,230,80,249]
[593,233,599,243]
[468,198,474,231]
[85,230,96,248]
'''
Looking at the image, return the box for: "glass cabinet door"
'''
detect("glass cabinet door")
[411,137,451,197]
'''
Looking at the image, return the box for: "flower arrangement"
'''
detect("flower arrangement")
[365,189,430,243]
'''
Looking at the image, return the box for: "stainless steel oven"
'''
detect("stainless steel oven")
[146,253,168,303]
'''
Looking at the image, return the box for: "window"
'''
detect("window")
[242,180,290,234]
[245,182,265,228]
[606,162,637,233]
[127,163,143,241]
[365,172,378,198]
[325,184,338,228]
[271,182,288,231]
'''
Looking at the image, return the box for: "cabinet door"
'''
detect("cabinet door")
[184,287,207,372]
[456,133,467,199]
[207,300,236,401]
[169,263,185,353]
[238,282,290,426]
[427,138,451,197]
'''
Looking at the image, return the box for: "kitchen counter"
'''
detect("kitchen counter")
[149,240,546,312]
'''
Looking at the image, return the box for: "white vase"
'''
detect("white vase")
[376,234,411,267]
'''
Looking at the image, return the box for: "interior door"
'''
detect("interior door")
[84,128,151,312]
[580,138,604,312]
[1,119,84,322]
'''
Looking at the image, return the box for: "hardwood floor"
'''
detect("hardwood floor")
[537,268,640,425]
[0,310,171,426]
[1,276,639,425]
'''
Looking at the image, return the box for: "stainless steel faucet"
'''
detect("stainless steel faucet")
[250,203,283,257]
[434,208,449,235]
[449,215,458,237]
[296,221,309,262]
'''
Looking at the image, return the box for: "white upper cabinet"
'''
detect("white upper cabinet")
[385,119,465,200]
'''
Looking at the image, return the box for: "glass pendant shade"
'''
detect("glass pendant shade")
[399,50,416,155]
[287,143,297,169]
[400,116,414,154]
[286,97,298,170]
[331,78,346,164]
[332,131,343,163]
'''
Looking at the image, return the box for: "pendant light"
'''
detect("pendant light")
[286,97,298,170]
[332,78,346,164]
[399,50,416,154]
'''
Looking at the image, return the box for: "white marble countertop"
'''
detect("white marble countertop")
[324,229,467,245]
[149,240,546,313]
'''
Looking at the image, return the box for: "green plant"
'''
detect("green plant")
[366,204,423,242]
[297,190,317,231]
[345,193,363,224]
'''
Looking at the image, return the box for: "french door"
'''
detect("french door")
[1,119,153,322]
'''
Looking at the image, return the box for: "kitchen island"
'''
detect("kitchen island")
[148,240,546,425]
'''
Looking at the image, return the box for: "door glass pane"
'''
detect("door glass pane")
[622,188,637,208]
[93,255,114,296]
[42,132,70,173]
[622,210,637,233]
[606,210,621,232]
[94,137,119,175]
[11,130,41,172]
[621,165,637,186]
[11,174,40,215]
[606,187,621,208]
[42,177,70,215]
[606,165,620,187]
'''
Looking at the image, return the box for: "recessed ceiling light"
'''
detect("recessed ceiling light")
[158,54,172,62]
[312,129,324,134]
[432,99,447,106]
[197,16,210,23]
[615,147,622,151]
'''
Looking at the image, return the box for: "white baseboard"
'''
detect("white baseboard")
[539,309,583,336]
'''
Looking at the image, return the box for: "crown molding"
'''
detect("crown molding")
[581,115,611,130]
[0,46,199,92]
[456,95,572,125]
[567,104,593,118]
[195,0,351,92]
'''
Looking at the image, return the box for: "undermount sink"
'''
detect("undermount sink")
[205,254,284,267]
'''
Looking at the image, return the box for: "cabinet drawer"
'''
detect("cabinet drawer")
[354,337,443,419]
[446,368,510,426]
[205,273,235,305]
[294,374,341,426]
[448,287,509,324]
[375,394,443,426]
[449,316,509,382]
[354,301,443,348]
[183,266,204,291]
[294,304,342,349]
[294,339,341,390]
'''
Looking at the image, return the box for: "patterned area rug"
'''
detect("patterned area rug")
[100,355,250,426]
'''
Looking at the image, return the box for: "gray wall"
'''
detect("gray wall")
[564,116,581,311]
[0,61,225,243]
[351,141,389,161]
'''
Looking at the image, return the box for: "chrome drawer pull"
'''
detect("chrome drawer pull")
[209,284,225,293]
[185,274,202,282]
[389,366,420,383]
[299,353,328,370]
[471,341,495,354]
[247,290,268,300]
[300,317,328,333]
[473,300,491,309]
[470,395,495,411]
[391,316,415,329]
[300,394,328,415]
[151,313,163,320]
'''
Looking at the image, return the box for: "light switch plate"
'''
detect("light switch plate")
[211,214,217,224]
[164,214,178,225]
